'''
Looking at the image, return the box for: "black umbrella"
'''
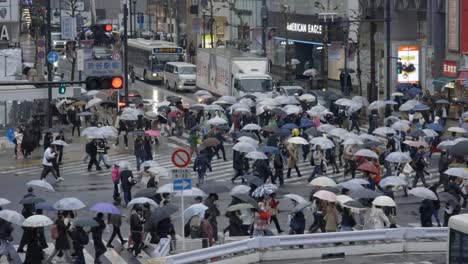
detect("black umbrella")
[262,125,278,133]
[201,181,231,194]
[236,131,258,140]
[134,188,158,198]
[150,205,178,224]
[190,105,205,111]
[20,197,45,205]
[232,193,259,210]
[350,188,379,199]
[244,175,263,187]
[451,141,468,157]
[438,192,460,205]
[100,101,118,108]
[270,108,287,117]
[166,96,182,102]
[157,105,170,112]
[408,130,426,138]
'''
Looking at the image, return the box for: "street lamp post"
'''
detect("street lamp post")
[129,0,133,38]
[261,0,268,57]
[133,0,137,38]
[46,0,53,128]
[385,0,391,100]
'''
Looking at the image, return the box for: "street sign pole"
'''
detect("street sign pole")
[181,189,185,252]
[46,0,53,128]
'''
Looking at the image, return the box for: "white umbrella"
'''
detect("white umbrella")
[0,198,10,206]
[144,111,158,120]
[422,129,438,137]
[283,105,302,115]
[298,94,316,102]
[342,138,364,145]
[81,127,100,138]
[120,113,139,121]
[352,96,369,107]
[310,105,328,112]
[205,104,224,112]
[358,133,382,142]
[239,98,255,108]
[354,149,378,159]
[230,185,251,196]
[368,100,386,110]
[207,117,228,126]
[219,96,237,105]
[23,215,53,227]
[230,103,250,111]
[127,197,159,208]
[309,176,336,187]
[444,168,468,179]
[99,126,118,138]
[329,128,348,138]
[347,103,363,115]
[391,121,410,132]
[51,140,68,146]
[85,98,103,109]
[195,90,212,97]
[291,58,300,65]
[184,204,208,222]
[241,124,262,131]
[379,176,407,187]
[237,136,259,145]
[233,142,257,153]
[53,197,86,210]
[313,190,337,202]
[339,180,365,191]
[174,188,207,197]
[373,127,397,136]
[341,132,361,140]
[408,187,438,200]
[246,151,268,160]
[335,98,355,107]
[372,196,396,207]
[0,210,25,226]
[399,100,420,111]
[347,178,369,185]
[86,90,103,96]
[156,183,173,193]
[310,137,335,149]
[26,180,55,192]
[337,195,354,205]
[284,194,308,205]
[317,124,336,133]
[140,160,160,168]
[275,96,299,105]
[148,166,169,177]
[437,140,455,150]
[288,137,309,145]
[303,68,318,77]
[447,127,467,134]
[385,100,398,105]
[116,161,132,170]
[385,152,412,164]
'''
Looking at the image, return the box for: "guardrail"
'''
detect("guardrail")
[163,227,448,264]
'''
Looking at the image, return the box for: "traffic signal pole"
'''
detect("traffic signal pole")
[385,0,391,100]
[123,4,129,107]
[46,0,53,128]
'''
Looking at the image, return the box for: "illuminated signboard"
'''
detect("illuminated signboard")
[397,46,419,83]
[153,48,183,54]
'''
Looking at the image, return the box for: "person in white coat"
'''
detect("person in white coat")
[364,206,390,230]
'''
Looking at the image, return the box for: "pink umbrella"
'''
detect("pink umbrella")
[145,130,161,137]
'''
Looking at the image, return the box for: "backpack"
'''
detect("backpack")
[51,224,59,240]
[79,231,89,245]
[85,142,92,154]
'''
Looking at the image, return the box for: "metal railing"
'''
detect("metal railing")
[162,227,448,264]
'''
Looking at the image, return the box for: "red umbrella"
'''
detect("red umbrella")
[145,130,161,137]
[168,110,183,118]
[357,162,379,174]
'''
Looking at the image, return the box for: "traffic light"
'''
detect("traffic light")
[85,76,123,90]
[396,62,403,74]
[91,24,113,33]
[58,83,66,94]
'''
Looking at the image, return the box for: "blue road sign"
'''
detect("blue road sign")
[38,50,45,59]
[173,178,192,191]
[111,51,121,61]
[47,51,59,64]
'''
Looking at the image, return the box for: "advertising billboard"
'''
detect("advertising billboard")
[398,46,419,83]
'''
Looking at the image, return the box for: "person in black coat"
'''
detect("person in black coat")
[86,139,102,171]
[273,153,284,186]
[231,149,247,183]
[91,213,106,264]
[69,225,88,264]
[120,169,135,205]
[419,199,435,227]
[130,207,145,257]
[17,187,36,253]
[43,132,53,151]
[24,228,44,264]
[193,153,212,187]
[143,136,153,161]
[253,157,272,183]
[46,213,73,263]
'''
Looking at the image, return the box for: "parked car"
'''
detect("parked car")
[163,62,197,91]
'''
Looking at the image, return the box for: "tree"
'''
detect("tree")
[64,0,80,81]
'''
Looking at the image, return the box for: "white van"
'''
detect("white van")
[163,62,197,91]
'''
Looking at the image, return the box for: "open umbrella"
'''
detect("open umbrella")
[0,198,10,206]
[310,137,335,149]
[292,201,312,213]
[201,181,231,194]
[166,95,182,103]
[335,98,355,107]
[127,197,158,208]
[244,175,264,187]
[399,100,420,111]
[379,176,407,187]
[444,168,468,179]
[144,111,158,120]
[85,98,103,109]
[150,205,179,223]
[51,140,68,146]
[205,104,224,112]
[413,104,430,111]
[233,142,257,153]
[20,197,45,205]
[339,181,365,191]
[134,188,158,198]
[275,128,291,137]
[201,138,221,147]
[342,138,364,145]
[35,202,56,211]
[148,166,169,177]
[329,128,348,138]
[230,185,251,196]
[448,127,467,134]
[262,125,278,133]
[313,190,337,202]
[408,130,426,138]
[288,137,309,145]
[427,123,444,132]
[25,180,55,192]
[372,196,396,207]
[53,197,86,210]
[357,162,379,174]
[190,104,207,111]
[252,184,278,197]
[404,140,429,148]
[299,94,316,102]
[317,124,336,133]
[422,129,438,138]
[145,130,161,137]
[343,200,365,209]
[391,121,410,132]
[184,204,208,222]
[174,188,207,197]
[337,195,354,205]
[373,127,396,136]
[409,187,437,200]
[350,188,379,199]
[74,218,99,228]
[262,146,280,155]
[237,136,259,146]
[309,176,337,187]
[437,140,455,150]
[246,151,268,160]
[195,90,212,97]
[354,149,379,159]
[23,215,53,227]
[438,192,459,205]
[284,194,308,205]
[227,203,254,212]
[451,141,468,156]
[242,124,262,131]
[347,103,363,115]
[207,117,228,126]
[385,152,412,164]
[0,210,25,225]
[303,68,318,77]
[436,99,450,104]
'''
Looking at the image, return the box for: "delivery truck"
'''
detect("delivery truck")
[196,48,274,97]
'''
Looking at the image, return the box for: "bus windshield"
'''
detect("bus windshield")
[152,54,184,71]
[239,79,273,93]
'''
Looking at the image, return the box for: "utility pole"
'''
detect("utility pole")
[129,0,133,38]
[369,0,377,102]
[209,3,214,48]
[133,0,137,38]
[123,4,129,106]
[261,0,268,57]
[46,0,53,128]
[202,11,206,48]
[384,0,391,100]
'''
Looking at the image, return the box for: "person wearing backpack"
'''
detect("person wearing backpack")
[69,225,88,264]
[46,213,73,263]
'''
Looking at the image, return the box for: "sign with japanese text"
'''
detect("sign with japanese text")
[83,60,122,76]
[448,0,459,51]
[442,60,458,78]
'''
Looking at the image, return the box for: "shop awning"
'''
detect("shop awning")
[433,76,456,87]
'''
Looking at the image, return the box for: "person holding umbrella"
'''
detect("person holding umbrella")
[17,187,36,253]
[343,144,357,179]
[419,198,435,227]
[412,146,429,188]
[69,225,88,264]
[86,139,102,172]
[193,153,212,187]
[120,166,136,205]
[115,113,129,149]
[438,150,452,191]
[130,207,145,257]
[24,227,46,264]
[364,205,390,230]
[273,152,284,186]
[286,143,302,178]
[188,129,200,157]
[91,213,106,263]
[232,149,248,184]
[0,210,22,264]
[40,143,62,181]
[46,213,73,263]
[204,194,221,242]
[106,204,126,248]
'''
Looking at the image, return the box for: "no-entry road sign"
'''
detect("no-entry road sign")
[171,149,191,168]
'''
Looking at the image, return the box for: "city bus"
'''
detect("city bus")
[448,213,468,263]
[127,38,184,82]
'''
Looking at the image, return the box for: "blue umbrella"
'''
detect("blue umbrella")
[407,87,422,96]
[89,202,121,215]
[409,130,426,138]
[6,128,15,142]
[262,146,280,155]
[300,119,314,128]
[413,104,430,111]
[281,123,299,130]
[427,123,444,132]
[275,128,291,137]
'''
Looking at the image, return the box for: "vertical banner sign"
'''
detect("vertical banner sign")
[61,16,77,40]
[462,0,468,54]
[77,49,84,71]
[448,0,460,51]
[397,46,420,84]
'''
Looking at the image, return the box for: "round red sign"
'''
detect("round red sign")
[171,149,191,168]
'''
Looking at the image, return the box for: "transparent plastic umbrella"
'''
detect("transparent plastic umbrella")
[0,198,10,206]
[229,185,251,196]
[373,127,397,136]
[0,210,25,225]
[354,149,378,159]
[246,151,268,160]
[127,197,159,208]
[372,196,397,207]
[444,168,468,179]
[53,197,86,210]
[379,176,408,187]
[385,152,412,164]
[408,187,437,200]
[22,215,53,227]
[184,204,208,222]
[25,180,55,192]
